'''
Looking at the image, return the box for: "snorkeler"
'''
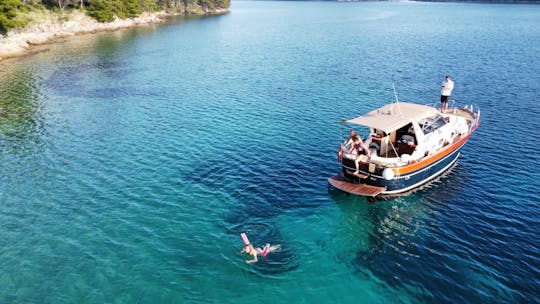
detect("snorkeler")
[240,233,281,264]
[241,243,281,264]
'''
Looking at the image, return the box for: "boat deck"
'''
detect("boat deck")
[328,174,385,197]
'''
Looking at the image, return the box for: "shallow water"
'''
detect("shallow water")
[1,1,539,302]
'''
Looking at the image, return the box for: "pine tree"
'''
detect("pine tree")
[0,0,23,35]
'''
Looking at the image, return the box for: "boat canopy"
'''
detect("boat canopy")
[341,102,439,133]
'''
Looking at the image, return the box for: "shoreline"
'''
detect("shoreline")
[0,9,229,62]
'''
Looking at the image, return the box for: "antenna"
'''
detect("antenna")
[392,82,399,103]
[392,82,403,116]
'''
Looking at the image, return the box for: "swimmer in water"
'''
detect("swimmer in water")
[241,243,281,264]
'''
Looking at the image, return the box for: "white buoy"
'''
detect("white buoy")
[382,168,395,180]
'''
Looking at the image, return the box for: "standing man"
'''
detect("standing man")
[440,75,454,112]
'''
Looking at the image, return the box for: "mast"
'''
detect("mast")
[392,83,403,117]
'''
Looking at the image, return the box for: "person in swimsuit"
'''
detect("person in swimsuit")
[241,243,281,264]
[343,129,370,175]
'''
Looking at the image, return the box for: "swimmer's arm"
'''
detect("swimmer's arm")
[246,254,258,264]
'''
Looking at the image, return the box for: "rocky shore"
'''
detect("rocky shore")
[0,9,228,61]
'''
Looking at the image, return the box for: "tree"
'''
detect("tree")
[57,0,71,13]
[87,0,114,22]
[0,0,23,35]
[122,0,142,18]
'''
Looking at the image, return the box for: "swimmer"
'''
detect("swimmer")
[241,243,281,264]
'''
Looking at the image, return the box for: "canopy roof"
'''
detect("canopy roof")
[341,102,439,133]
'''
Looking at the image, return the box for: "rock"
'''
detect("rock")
[0,10,174,61]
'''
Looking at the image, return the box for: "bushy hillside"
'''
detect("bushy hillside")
[1,0,230,34]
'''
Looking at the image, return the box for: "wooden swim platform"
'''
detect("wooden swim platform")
[328,174,386,197]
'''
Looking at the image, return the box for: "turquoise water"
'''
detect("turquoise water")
[1,1,539,302]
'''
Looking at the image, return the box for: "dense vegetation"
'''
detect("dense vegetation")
[1,0,230,34]
[0,0,25,34]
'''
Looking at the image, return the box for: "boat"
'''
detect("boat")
[328,101,480,198]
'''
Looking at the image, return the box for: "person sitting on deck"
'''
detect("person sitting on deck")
[241,243,281,264]
[343,129,371,175]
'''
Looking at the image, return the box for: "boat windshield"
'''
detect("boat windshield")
[419,115,447,135]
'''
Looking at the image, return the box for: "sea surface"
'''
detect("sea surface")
[1,1,539,303]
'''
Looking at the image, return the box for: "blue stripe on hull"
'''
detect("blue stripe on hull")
[362,147,462,195]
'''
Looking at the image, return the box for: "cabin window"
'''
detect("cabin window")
[419,115,447,135]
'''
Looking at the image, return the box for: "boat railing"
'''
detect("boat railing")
[469,103,481,131]
[425,99,478,113]
[424,100,456,109]
[449,101,481,132]
[449,100,481,114]
[425,101,439,109]
[448,99,457,109]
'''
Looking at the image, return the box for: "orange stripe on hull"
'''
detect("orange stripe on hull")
[392,120,479,176]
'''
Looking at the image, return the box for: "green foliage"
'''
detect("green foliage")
[196,0,230,10]
[213,0,230,9]
[0,0,26,35]
[121,0,143,18]
[1,0,231,30]
[87,0,114,22]
[141,0,158,12]
[199,0,215,10]
[88,0,151,22]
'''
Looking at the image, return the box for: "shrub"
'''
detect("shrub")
[121,0,143,18]
[87,0,115,22]
[0,0,24,35]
